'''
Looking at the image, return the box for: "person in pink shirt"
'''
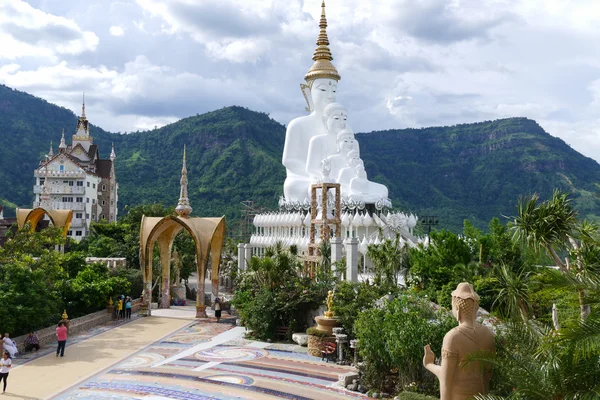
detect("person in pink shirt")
[56,321,68,357]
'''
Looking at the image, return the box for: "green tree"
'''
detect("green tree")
[511,190,594,320]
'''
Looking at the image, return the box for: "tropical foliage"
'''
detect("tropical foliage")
[232,243,335,340]
[355,294,456,395]
[0,225,133,336]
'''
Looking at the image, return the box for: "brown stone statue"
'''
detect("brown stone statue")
[423,282,495,400]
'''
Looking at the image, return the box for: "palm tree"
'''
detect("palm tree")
[511,190,593,320]
[491,264,532,322]
[472,318,600,399]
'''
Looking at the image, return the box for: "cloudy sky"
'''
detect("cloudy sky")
[1,0,600,162]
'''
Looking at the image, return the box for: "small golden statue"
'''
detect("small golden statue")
[324,290,335,318]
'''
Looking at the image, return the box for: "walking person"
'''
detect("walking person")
[214,296,222,323]
[56,321,67,357]
[0,351,11,394]
[125,296,132,319]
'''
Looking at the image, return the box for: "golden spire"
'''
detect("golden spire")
[304,0,340,84]
[82,91,86,118]
[175,145,192,218]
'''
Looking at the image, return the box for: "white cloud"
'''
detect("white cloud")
[109,25,125,36]
[0,0,98,60]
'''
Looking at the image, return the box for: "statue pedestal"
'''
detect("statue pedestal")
[170,285,185,301]
[315,316,339,336]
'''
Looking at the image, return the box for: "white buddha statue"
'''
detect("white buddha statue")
[350,164,370,195]
[282,0,341,202]
[305,102,347,181]
[326,129,356,183]
[338,150,389,202]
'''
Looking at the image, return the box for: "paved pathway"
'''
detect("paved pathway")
[8,306,363,399]
[7,316,191,399]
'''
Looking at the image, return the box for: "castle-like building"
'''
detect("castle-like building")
[33,97,118,241]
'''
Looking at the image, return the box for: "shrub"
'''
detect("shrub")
[332,281,402,338]
[355,293,456,396]
[232,244,335,340]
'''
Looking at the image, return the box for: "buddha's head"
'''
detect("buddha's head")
[347,150,362,168]
[322,102,347,134]
[451,282,480,324]
[304,1,340,113]
[310,78,338,112]
[355,164,367,179]
[337,129,355,153]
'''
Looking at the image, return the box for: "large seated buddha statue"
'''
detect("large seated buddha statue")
[305,102,347,182]
[337,150,389,202]
[326,129,356,184]
[282,1,340,202]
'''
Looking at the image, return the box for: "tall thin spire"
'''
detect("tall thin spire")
[82,91,86,118]
[59,129,67,151]
[48,140,54,158]
[110,142,116,161]
[175,145,192,218]
[304,0,340,83]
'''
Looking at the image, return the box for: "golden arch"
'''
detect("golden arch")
[16,207,73,236]
[140,215,226,317]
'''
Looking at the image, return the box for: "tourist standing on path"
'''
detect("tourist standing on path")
[117,297,124,320]
[125,296,132,319]
[2,334,18,359]
[0,351,11,393]
[214,297,222,323]
[56,321,67,357]
[24,332,40,352]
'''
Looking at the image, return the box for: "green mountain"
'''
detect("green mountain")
[1,84,600,232]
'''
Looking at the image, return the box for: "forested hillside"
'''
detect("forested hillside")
[2,84,600,231]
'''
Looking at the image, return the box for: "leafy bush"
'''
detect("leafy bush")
[332,281,401,338]
[65,263,131,317]
[232,244,335,340]
[355,293,456,396]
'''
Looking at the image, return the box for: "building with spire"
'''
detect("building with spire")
[32,94,118,241]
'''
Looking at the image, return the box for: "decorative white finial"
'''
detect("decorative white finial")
[110,142,116,161]
[48,140,54,158]
[175,145,192,218]
[59,129,67,150]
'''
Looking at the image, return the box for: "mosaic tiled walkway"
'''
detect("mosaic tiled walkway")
[14,315,141,366]
[56,319,366,399]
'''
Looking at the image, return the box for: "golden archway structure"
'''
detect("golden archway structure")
[140,215,225,317]
[139,146,226,318]
[16,207,73,236]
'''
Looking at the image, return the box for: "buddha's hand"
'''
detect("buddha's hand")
[423,344,435,367]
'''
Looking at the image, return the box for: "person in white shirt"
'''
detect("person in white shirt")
[2,334,17,359]
[0,351,11,393]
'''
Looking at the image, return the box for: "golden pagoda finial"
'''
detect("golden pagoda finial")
[175,145,192,218]
[62,309,69,320]
[82,91,86,118]
[304,0,340,84]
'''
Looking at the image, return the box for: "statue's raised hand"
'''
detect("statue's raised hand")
[423,344,435,367]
